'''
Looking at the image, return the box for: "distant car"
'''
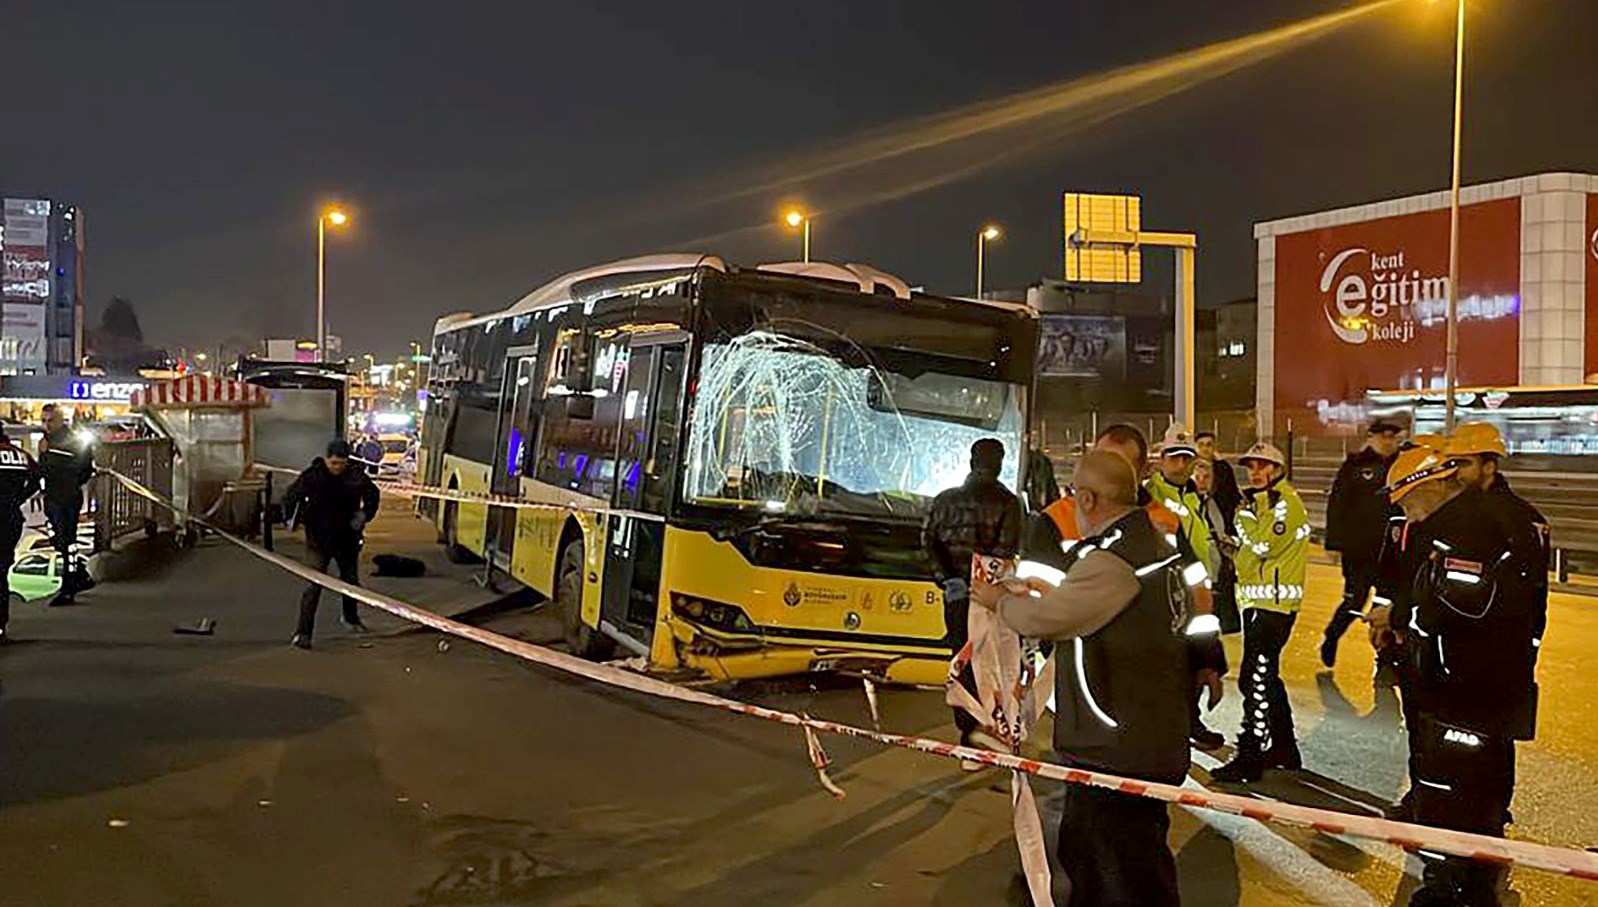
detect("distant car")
[8,550,64,603]
[377,434,412,478]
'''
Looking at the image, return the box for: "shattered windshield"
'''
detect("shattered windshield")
[683,330,1024,520]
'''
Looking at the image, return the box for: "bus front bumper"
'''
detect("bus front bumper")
[662,614,952,686]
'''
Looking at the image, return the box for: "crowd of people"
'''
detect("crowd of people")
[925,419,1547,907]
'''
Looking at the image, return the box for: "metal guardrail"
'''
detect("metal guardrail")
[90,438,174,553]
[1291,456,1598,574]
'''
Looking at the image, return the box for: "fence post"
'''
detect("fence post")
[1286,418,1295,480]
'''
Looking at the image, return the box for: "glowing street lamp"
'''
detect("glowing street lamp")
[783,209,811,263]
[317,206,351,359]
[976,224,1003,298]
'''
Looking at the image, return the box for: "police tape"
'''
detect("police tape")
[102,468,1598,884]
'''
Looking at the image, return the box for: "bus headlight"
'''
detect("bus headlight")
[671,594,757,634]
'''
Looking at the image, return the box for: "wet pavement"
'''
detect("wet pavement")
[2,503,1596,906]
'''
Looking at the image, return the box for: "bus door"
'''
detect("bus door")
[600,335,689,641]
[488,347,540,566]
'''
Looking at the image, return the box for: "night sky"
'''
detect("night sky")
[5,0,1595,358]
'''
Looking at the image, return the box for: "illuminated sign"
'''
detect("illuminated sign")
[68,379,145,402]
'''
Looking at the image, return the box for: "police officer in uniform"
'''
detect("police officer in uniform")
[1321,417,1404,667]
[1376,444,1543,906]
[38,405,96,606]
[0,424,42,642]
[1212,442,1310,783]
[974,450,1203,906]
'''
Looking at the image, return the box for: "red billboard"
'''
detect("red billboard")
[1586,194,1598,378]
[1273,197,1521,412]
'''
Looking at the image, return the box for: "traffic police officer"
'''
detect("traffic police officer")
[1377,443,1543,906]
[1146,423,1213,571]
[1212,442,1310,783]
[0,424,41,642]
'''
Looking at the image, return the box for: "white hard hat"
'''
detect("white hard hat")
[1239,442,1286,468]
[1160,423,1197,458]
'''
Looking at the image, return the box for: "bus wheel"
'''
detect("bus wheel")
[556,539,612,659]
[441,501,476,564]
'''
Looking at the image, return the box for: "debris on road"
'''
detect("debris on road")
[173,618,215,635]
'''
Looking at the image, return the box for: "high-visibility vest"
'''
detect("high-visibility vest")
[1234,479,1310,614]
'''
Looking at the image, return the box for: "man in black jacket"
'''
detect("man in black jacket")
[0,424,41,642]
[1321,417,1404,667]
[285,440,381,649]
[1375,447,1544,906]
[38,404,96,606]
[974,450,1194,906]
[922,438,1023,760]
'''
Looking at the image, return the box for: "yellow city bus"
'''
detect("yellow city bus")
[417,254,1036,683]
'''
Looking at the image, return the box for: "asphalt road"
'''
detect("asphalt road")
[2,503,1596,906]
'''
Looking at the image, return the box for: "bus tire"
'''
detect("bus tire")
[441,500,477,565]
[556,538,612,659]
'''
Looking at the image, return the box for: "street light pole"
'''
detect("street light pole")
[316,215,327,358]
[1443,0,1466,432]
[784,210,811,263]
[975,225,1001,298]
[316,208,349,361]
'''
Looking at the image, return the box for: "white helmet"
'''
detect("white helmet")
[1239,441,1287,468]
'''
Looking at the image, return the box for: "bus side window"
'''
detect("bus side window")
[639,346,687,513]
[535,332,624,499]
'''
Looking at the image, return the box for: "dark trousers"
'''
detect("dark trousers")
[1239,608,1298,752]
[1409,717,1514,906]
[0,512,19,631]
[1324,556,1379,642]
[1059,783,1180,907]
[1213,557,1241,634]
[45,492,81,563]
[296,540,362,637]
[944,591,979,738]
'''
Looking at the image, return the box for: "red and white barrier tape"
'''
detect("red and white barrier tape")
[104,469,1598,884]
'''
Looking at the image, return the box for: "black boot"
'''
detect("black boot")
[1191,721,1226,751]
[1265,739,1302,771]
[1210,748,1267,784]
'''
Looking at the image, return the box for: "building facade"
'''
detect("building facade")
[1,196,84,375]
[1254,172,1598,438]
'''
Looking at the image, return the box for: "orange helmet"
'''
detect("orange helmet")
[1407,433,1446,452]
[1385,446,1458,503]
[1445,422,1508,459]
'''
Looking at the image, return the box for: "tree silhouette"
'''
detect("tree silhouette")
[100,297,144,343]
[86,297,167,373]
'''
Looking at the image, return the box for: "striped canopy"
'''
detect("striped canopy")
[130,375,271,409]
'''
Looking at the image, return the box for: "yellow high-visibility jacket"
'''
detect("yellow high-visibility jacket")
[1234,478,1310,614]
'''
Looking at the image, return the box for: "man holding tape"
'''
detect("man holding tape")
[285,439,381,648]
[975,449,1199,906]
[1376,444,1544,906]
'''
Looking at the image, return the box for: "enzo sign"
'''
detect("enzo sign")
[1274,197,1520,411]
